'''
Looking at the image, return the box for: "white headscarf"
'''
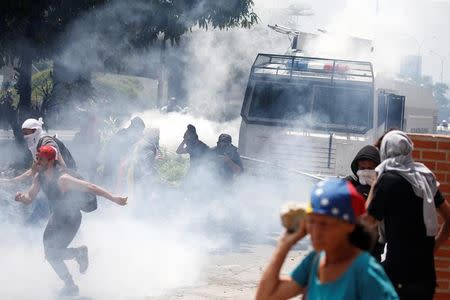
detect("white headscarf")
[22,118,45,160]
[376,130,439,237]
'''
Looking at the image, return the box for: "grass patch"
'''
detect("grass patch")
[157,148,189,185]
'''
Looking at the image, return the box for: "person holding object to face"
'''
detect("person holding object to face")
[14,145,127,297]
[255,179,398,300]
[212,133,243,182]
[176,124,210,173]
[346,145,380,199]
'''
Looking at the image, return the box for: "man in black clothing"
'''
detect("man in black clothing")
[176,124,211,196]
[367,130,450,300]
[212,133,243,182]
[346,145,384,261]
[369,171,446,299]
[176,124,210,172]
[115,116,146,145]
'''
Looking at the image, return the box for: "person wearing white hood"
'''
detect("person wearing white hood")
[0,118,71,185]
[22,118,45,158]
[366,130,450,300]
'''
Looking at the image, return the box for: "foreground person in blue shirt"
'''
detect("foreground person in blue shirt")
[255,179,398,300]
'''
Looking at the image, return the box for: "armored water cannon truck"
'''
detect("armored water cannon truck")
[238,26,437,178]
[238,53,407,178]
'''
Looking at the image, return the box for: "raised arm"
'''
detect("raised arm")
[364,176,380,227]
[15,174,41,205]
[176,140,188,154]
[58,174,127,206]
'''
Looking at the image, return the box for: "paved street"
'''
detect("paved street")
[147,244,307,300]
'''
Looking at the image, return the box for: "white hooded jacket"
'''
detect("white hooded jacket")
[21,118,45,160]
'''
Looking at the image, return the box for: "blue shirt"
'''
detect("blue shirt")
[291,251,398,300]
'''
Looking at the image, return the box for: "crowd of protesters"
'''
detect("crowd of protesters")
[0,116,243,296]
[2,114,450,299]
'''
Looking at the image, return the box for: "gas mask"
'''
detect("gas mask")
[356,169,377,186]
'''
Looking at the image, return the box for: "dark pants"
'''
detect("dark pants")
[43,209,82,285]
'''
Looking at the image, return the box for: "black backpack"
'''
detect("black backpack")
[37,136,77,171]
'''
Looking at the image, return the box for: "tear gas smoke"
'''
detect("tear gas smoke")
[2,0,449,298]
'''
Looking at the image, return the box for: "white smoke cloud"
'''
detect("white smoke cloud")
[3,0,450,299]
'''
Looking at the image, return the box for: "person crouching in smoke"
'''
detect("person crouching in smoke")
[212,133,243,182]
[14,145,128,296]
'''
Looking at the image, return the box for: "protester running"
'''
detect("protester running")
[14,145,127,296]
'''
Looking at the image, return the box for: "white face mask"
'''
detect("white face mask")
[23,128,43,160]
[356,169,377,186]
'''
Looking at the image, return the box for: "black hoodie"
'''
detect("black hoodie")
[346,145,381,199]
[347,145,385,262]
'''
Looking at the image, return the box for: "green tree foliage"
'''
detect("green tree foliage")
[433,83,449,107]
[126,0,258,45]
[32,69,53,106]
[0,0,108,121]
[72,0,258,73]
[1,0,257,110]
[433,82,450,120]
[0,0,258,167]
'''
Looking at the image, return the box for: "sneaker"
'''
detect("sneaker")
[59,283,79,297]
[76,246,89,274]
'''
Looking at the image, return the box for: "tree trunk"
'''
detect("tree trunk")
[156,40,167,108]
[52,58,94,126]
[16,52,33,123]
[8,51,34,167]
[5,95,31,168]
[6,107,23,145]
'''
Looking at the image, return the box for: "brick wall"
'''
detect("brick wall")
[408,134,450,299]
